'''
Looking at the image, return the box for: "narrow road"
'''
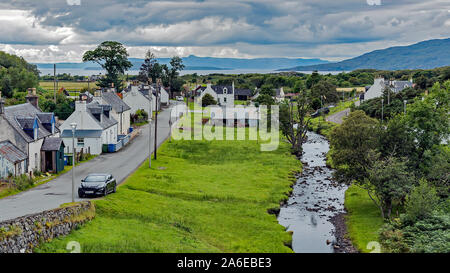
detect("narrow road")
[326,100,360,125]
[326,109,350,125]
[0,103,180,222]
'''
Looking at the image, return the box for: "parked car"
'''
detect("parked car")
[176,96,184,101]
[78,173,116,198]
[311,107,330,118]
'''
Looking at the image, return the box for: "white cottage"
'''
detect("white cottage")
[197,83,235,107]
[363,78,413,101]
[123,85,159,115]
[60,101,118,155]
[92,91,131,135]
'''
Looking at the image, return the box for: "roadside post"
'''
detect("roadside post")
[70,122,77,203]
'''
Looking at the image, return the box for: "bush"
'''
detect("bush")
[13,175,34,191]
[404,179,439,222]
[202,93,217,107]
[131,109,149,124]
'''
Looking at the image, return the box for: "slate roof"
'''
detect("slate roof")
[36,113,54,124]
[211,85,233,95]
[61,130,103,138]
[101,92,131,113]
[16,117,36,130]
[3,103,58,143]
[86,102,118,130]
[41,137,64,151]
[235,89,252,96]
[391,81,413,93]
[0,141,27,163]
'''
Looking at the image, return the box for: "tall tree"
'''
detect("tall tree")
[329,110,380,183]
[279,91,311,156]
[138,51,163,84]
[162,56,185,98]
[82,41,132,90]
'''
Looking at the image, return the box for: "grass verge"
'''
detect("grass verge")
[344,185,384,253]
[36,130,300,253]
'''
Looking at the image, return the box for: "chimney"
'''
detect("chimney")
[0,91,4,115]
[75,101,87,112]
[26,88,39,108]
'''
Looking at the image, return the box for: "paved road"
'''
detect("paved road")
[326,109,350,125]
[0,103,180,222]
[326,100,360,125]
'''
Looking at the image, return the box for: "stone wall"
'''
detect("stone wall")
[0,201,95,253]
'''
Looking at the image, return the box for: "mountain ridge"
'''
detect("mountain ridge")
[279,38,450,71]
[34,55,329,71]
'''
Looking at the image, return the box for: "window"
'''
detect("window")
[77,138,85,147]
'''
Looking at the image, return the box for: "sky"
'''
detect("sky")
[0,0,449,63]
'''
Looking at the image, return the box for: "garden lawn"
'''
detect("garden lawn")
[344,185,384,253]
[36,132,300,253]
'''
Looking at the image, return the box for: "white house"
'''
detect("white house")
[60,101,118,155]
[156,85,170,106]
[0,89,62,176]
[197,83,235,107]
[123,85,159,115]
[364,78,413,101]
[275,87,286,102]
[92,91,131,135]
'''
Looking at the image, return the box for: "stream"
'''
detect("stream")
[278,131,348,253]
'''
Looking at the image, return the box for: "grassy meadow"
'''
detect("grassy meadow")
[36,128,300,253]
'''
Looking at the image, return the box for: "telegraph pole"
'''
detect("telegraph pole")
[154,81,159,160]
[53,64,57,103]
[148,84,153,168]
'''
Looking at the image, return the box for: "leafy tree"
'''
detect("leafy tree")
[138,50,163,84]
[404,179,439,222]
[162,56,185,97]
[279,91,311,156]
[202,93,217,107]
[259,84,275,96]
[403,82,450,169]
[254,94,275,106]
[310,80,339,103]
[329,110,380,183]
[306,71,321,89]
[364,156,414,219]
[82,41,132,90]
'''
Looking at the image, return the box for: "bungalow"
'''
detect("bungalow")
[234,88,253,101]
[60,101,118,155]
[0,89,63,176]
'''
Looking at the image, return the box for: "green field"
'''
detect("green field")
[36,129,300,253]
[344,185,384,253]
[39,81,98,91]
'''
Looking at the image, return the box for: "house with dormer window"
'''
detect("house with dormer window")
[196,83,235,107]
[0,89,63,177]
[60,101,118,155]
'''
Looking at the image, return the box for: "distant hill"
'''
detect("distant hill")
[280,38,450,71]
[34,55,329,72]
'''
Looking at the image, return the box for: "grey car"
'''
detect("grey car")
[78,173,117,198]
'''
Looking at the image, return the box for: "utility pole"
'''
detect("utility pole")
[381,98,384,123]
[148,85,153,168]
[70,123,77,202]
[154,81,159,160]
[404,100,407,115]
[53,64,56,103]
